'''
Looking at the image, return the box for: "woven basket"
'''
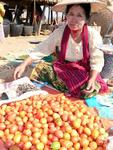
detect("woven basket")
[89,9,113,38]
[100,53,113,79]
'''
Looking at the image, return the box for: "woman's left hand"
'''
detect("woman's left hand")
[83,70,99,94]
[82,79,95,94]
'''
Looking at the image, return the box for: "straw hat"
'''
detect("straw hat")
[106,0,113,13]
[107,6,113,13]
[52,0,107,13]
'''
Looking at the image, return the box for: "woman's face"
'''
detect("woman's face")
[66,5,86,31]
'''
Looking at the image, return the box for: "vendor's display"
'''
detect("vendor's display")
[0,93,109,149]
[0,77,48,105]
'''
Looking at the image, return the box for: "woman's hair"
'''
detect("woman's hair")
[65,3,91,20]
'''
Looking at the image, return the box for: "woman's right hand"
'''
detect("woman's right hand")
[14,63,27,80]
[14,57,33,80]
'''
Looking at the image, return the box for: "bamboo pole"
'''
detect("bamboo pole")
[37,5,46,35]
[48,6,50,24]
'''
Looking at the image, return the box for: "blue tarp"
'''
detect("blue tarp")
[85,93,113,119]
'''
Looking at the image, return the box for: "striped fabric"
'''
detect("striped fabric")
[53,24,108,97]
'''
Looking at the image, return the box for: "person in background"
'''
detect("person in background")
[4,5,12,22]
[0,2,5,41]
[50,19,58,32]
[29,2,43,34]
[14,0,108,98]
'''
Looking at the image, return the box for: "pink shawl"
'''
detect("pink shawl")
[53,24,108,97]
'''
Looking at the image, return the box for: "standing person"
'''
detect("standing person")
[29,2,43,34]
[14,0,108,98]
[0,2,5,41]
[4,5,13,22]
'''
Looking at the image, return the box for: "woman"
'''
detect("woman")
[14,0,108,98]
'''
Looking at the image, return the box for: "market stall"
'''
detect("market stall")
[0,77,113,149]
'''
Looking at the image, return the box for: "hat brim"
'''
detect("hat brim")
[107,6,113,13]
[52,0,107,13]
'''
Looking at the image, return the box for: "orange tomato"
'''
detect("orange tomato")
[91,129,99,139]
[89,141,97,150]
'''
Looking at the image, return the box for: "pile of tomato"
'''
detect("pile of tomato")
[0,94,108,150]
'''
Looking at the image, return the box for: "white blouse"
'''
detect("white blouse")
[29,23,104,72]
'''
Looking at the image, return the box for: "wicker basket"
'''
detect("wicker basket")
[100,53,113,79]
[89,9,113,38]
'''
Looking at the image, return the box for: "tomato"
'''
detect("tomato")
[89,141,97,149]
[55,130,63,139]
[61,140,73,149]
[10,125,18,134]
[36,142,44,150]
[0,130,4,137]
[0,123,6,130]
[61,114,68,121]
[63,132,71,140]
[13,133,21,144]
[40,134,48,144]
[72,119,81,129]
[24,141,32,149]
[51,141,61,150]
[91,129,99,139]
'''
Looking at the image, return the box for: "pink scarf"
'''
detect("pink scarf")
[53,24,108,97]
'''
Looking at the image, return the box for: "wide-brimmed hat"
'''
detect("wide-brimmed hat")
[107,2,113,13]
[52,0,107,13]
[107,6,113,13]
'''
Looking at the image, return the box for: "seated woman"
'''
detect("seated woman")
[14,0,108,98]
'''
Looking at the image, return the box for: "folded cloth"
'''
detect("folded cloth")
[85,94,113,120]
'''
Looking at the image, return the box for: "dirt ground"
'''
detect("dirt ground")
[0,35,48,83]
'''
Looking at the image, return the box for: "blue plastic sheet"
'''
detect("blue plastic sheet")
[85,93,113,119]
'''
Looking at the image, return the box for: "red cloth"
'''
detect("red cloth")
[53,24,108,97]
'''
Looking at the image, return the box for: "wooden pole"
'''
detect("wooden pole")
[56,11,58,22]
[51,8,53,24]
[48,6,50,24]
[62,12,64,21]
[37,5,46,35]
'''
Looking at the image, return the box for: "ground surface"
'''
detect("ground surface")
[0,35,48,82]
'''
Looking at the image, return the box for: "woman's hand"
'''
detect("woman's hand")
[14,57,33,80]
[85,79,95,93]
[82,79,95,95]
[82,70,99,95]
[14,63,26,80]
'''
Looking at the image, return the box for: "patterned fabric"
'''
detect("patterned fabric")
[101,53,113,79]
[30,61,68,92]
